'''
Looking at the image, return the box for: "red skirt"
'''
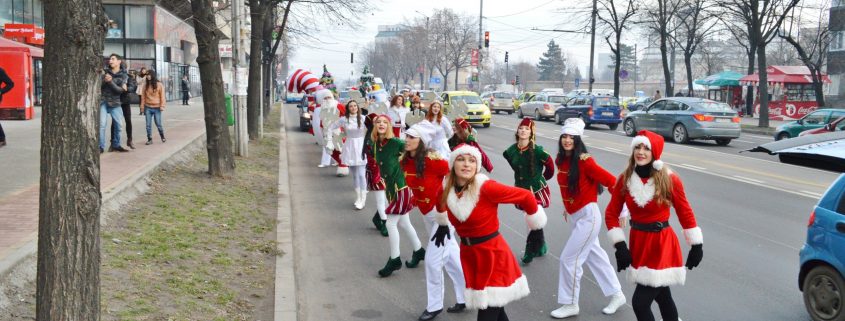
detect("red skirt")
[515,185,551,210]
[385,187,414,215]
[460,234,530,309]
[366,164,385,191]
[627,227,686,287]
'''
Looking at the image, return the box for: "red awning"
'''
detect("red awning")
[739,65,830,86]
[0,36,43,58]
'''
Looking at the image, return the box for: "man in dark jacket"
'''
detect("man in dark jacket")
[0,66,14,148]
[100,54,130,153]
[180,75,190,105]
[112,68,138,148]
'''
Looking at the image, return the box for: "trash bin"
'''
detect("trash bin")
[225,94,234,126]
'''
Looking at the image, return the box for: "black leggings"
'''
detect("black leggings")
[110,103,133,141]
[632,284,679,321]
[477,307,509,321]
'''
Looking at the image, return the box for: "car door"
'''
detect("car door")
[640,100,665,131]
[656,100,682,136]
[800,110,832,134]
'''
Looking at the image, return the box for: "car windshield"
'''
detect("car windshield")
[548,96,568,103]
[451,95,483,104]
[594,97,619,107]
[692,101,733,112]
[339,91,349,98]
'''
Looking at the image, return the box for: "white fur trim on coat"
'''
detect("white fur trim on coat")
[627,175,655,208]
[524,207,547,230]
[607,227,626,244]
[446,174,490,222]
[336,166,349,177]
[435,211,450,226]
[683,226,703,245]
[449,144,483,173]
[628,266,687,287]
[464,274,530,309]
[631,135,652,150]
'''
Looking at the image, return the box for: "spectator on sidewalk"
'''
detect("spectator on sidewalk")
[100,53,130,153]
[0,66,14,148]
[140,70,166,145]
[653,90,662,100]
[180,74,190,105]
[136,67,148,97]
[113,66,138,149]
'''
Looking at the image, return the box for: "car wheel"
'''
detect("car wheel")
[534,109,541,121]
[483,122,490,128]
[803,265,844,321]
[777,132,791,141]
[555,113,562,125]
[608,123,619,130]
[715,138,731,146]
[582,115,592,129]
[624,119,637,137]
[518,108,524,118]
[673,123,689,144]
[508,110,514,115]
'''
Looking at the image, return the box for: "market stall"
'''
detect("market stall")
[739,66,830,121]
[695,70,744,112]
[0,36,42,120]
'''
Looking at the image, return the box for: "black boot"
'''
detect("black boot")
[418,309,442,321]
[378,257,402,277]
[160,131,166,143]
[405,247,426,268]
[446,303,466,313]
[372,213,388,237]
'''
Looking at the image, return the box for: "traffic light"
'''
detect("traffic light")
[515,75,520,85]
[504,51,509,63]
[350,53,354,63]
[484,31,490,48]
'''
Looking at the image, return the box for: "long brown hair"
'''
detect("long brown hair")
[345,100,363,128]
[514,126,537,177]
[390,95,405,107]
[401,142,429,177]
[426,101,444,123]
[439,155,480,208]
[619,153,673,206]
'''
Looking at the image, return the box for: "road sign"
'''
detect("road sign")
[471,49,479,66]
[574,78,581,88]
[620,69,629,80]
[429,77,441,84]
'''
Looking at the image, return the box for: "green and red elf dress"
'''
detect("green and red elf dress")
[364,113,386,192]
[372,119,414,215]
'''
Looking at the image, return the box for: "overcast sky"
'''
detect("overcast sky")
[288,0,648,84]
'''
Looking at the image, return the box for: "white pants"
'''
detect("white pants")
[422,212,466,312]
[320,148,332,166]
[374,190,387,220]
[385,214,421,259]
[350,165,366,189]
[558,203,622,305]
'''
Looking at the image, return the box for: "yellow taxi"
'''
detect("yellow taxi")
[441,91,492,127]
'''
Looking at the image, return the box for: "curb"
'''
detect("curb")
[0,130,206,298]
[741,124,776,137]
[274,104,297,321]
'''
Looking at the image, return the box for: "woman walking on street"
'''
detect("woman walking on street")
[329,100,368,209]
[502,118,554,264]
[180,74,190,105]
[421,101,453,159]
[363,113,388,236]
[140,70,167,144]
[447,118,493,173]
[371,114,425,277]
[136,67,148,95]
[431,144,548,321]
[605,130,703,321]
[0,66,14,148]
[114,66,138,149]
[401,123,467,321]
[387,95,410,138]
[550,118,625,319]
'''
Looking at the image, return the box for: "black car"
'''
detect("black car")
[297,95,312,132]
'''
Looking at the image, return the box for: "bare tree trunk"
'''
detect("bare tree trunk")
[684,53,694,95]
[660,35,673,96]
[37,1,105,319]
[745,44,756,117]
[613,36,622,97]
[756,43,770,128]
[247,2,266,140]
[191,0,235,176]
[261,7,275,119]
[812,70,826,107]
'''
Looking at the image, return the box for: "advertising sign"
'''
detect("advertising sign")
[471,49,479,66]
[3,24,45,45]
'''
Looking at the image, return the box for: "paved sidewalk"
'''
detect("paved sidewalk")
[740,116,786,136]
[0,98,206,274]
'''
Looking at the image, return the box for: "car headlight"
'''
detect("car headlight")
[483,109,491,116]
[303,113,311,119]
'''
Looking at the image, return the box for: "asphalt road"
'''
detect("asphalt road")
[288,105,836,321]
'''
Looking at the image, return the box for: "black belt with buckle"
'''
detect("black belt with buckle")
[630,221,671,232]
[460,231,500,246]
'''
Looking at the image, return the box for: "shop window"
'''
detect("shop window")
[32,0,42,27]
[831,31,845,52]
[125,5,153,39]
[103,43,124,59]
[104,5,124,39]
[126,43,155,59]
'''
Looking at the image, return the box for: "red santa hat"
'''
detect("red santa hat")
[454,117,471,131]
[449,144,483,173]
[517,118,536,143]
[631,130,665,170]
[286,69,321,94]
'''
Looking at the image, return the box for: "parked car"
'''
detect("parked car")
[540,88,565,94]
[518,93,568,121]
[441,91,491,127]
[623,97,741,145]
[553,94,623,130]
[513,92,536,110]
[483,91,517,114]
[776,109,845,140]
[297,95,313,132]
[799,173,845,321]
[417,90,439,111]
[629,96,654,111]
[338,90,351,105]
[620,96,639,110]
[800,116,845,137]
[285,92,304,104]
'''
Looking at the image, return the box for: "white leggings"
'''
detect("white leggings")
[350,165,366,189]
[374,190,387,220]
[385,214,422,259]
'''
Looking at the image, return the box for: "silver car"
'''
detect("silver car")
[518,93,569,121]
[482,91,517,114]
[623,97,741,145]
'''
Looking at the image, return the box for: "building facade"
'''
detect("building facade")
[828,1,845,104]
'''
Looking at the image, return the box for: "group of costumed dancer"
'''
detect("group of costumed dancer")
[287,66,704,321]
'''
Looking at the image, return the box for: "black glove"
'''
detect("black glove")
[686,244,703,270]
[526,229,545,254]
[431,225,451,247]
[614,242,632,272]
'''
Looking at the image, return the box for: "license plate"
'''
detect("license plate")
[715,118,731,123]
[602,112,614,117]
[468,116,481,120]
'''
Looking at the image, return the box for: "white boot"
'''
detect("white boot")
[602,292,626,315]
[336,166,349,177]
[550,304,579,319]
[354,188,363,208]
[356,190,367,210]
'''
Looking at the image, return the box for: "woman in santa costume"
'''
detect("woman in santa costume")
[329,100,368,209]
[363,113,388,237]
[549,118,625,319]
[421,101,453,159]
[387,95,410,138]
[371,114,425,277]
[401,123,467,321]
[447,117,493,173]
[605,130,703,321]
[502,118,554,264]
[430,144,547,321]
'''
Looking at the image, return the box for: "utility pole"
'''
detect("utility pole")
[232,0,247,156]
[588,0,598,92]
[634,43,638,93]
[478,0,483,92]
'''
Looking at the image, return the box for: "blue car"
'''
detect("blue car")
[553,94,623,130]
[799,173,845,321]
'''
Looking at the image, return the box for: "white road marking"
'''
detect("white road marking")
[681,163,706,171]
[732,175,765,184]
[602,147,621,152]
[669,163,817,200]
[734,139,756,144]
[800,190,824,198]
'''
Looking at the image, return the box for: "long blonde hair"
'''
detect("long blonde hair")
[619,154,673,206]
[439,155,479,207]
[370,115,395,143]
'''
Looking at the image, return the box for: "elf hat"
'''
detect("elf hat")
[518,118,536,142]
[631,130,665,170]
[455,117,471,131]
[287,69,321,94]
[449,144,483,173]
[561,118,585,136]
